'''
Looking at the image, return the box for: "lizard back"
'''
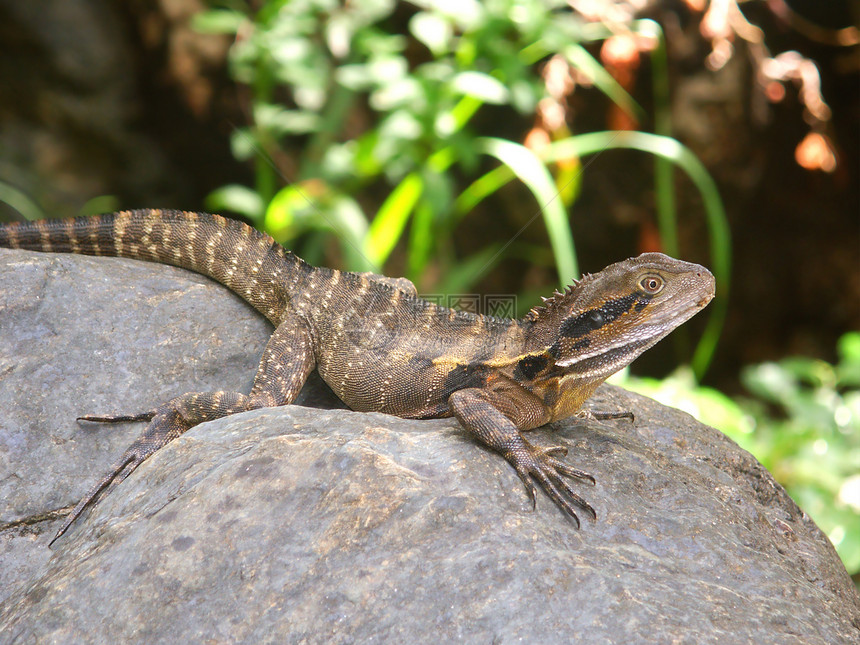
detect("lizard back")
[298,270,527,417]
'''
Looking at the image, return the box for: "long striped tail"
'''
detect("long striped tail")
[0,209,306,323]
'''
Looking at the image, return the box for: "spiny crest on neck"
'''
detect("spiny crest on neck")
[525,272,598,322]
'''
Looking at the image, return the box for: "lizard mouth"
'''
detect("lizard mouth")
[697,292,715,308]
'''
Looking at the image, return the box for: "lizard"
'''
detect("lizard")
[0,209,715,545]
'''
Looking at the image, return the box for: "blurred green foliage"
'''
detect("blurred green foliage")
[196,0,602,281]
[613,332,860,584]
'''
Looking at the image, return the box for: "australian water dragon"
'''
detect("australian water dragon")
[0,209,715,544]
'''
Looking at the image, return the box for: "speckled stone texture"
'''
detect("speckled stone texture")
[1,250,858,644]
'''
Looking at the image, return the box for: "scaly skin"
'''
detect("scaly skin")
[0,209,715,543]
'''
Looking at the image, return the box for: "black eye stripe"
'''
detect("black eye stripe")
[634,296,650,312]
[560,294,638,338]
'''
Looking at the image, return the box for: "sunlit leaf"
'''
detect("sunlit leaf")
[370,78,424,111]
[191,9,245,35]
[564,44,642,120]
[336,63,374,90]
[410,11,452,56]
[254,104,321,134]
[452,71,510,105]
[205,185,265,222]
[475,137,578,285]
[229,128,258,161]
[365,172,423,266]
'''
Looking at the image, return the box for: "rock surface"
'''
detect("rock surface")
[1,250,858,644]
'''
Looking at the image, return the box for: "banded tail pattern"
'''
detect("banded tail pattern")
[0,209,306,324]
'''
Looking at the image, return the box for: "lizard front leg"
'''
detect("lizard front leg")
[448,387,596,527]
[50,316,315,545]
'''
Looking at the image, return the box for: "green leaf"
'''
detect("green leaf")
[336,63,374,90]
[191,9,245,35]
[351,131,384,177]
[435,0,484,31]
[365,172,423,266]
[270,38,312,66]
[264,183,374,271]
[451,71,510,105]
[328,196,375,272]
[475,137,578,285]
[563,43,642,120]
[839,332,860,362]
[264,185,303,235]
[407,199,435,281]
[406,168,453,279]
[455,165,514,217]
[79,195,121,217]
[410,11,452,56]
[369,78,424,111]
[205,185,264,222]
[229,127,258,162]
[837,333,860,388]
[254,104,321,135]
[0,180,46,220]
[368,56,409,82]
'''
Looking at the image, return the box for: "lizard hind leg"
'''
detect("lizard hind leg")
[50,390,250,546]
[50,318,316,546]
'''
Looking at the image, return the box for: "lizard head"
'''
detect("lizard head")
[526,253,715,381]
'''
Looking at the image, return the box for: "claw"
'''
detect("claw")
[529,466,582,528]
[49,450,143,546]
[50,412,159,544]
[522,474,538,510]
[77,411,155,424]
[447,388,597,528]
[548,458,595,485]
[49,412,169,546]
[507,438,595,527]
[585,409,634,422]
[541,446,568,459]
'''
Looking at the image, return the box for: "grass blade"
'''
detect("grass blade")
[476,137,579,285]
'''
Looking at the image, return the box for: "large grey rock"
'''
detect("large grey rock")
[1,250,858,644]
[0,249,339,606]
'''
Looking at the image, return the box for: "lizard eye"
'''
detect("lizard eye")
[639,275,663,294]
[588,310,605,325]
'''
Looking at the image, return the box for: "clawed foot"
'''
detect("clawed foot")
[505,438,596,528]
[51,391,250,545]
[49,438,159,546]
[49,410,159,545]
